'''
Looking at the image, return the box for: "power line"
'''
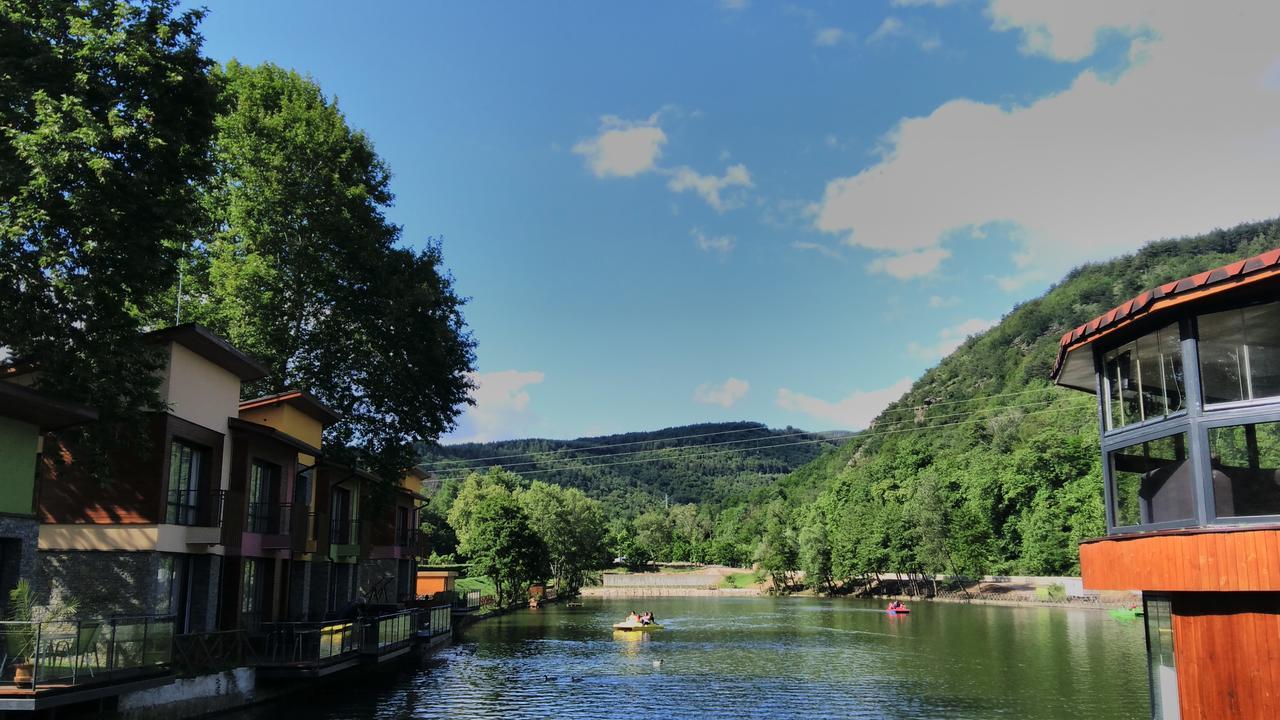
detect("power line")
[423,386,1068,472]
[421,423,784,468]
[429,395,1067,477]
[425,428,849,473]
[429,399,1096,482]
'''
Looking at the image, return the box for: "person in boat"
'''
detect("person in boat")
[626,610,640,624]
[888,600,905,611]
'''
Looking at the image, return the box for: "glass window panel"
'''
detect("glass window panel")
[1199,303,1280,405]
[1143,595,1180,720]
[1109,432,1194,527]
[166,440,203,525]
[1103,323,1184,430]
[1207,420,1280,518]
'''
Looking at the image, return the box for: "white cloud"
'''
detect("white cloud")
[818,1,1280,284]
[814,27,847,47]
[692,228,736,256]
[573,113,667,178]
[445,370,545,444]
[777,377,914,430]
[928,295,961,308]
[869,17,941,50]
[866,247,950,279]
[667,163,753,211]
[791,241,844,261]
[908,317,996,359]
[694,377,750,408]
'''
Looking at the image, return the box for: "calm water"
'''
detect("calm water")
[241,597,1150,719]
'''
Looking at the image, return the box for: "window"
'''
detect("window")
[247,461,281,533]
[241,559,261,627]
[1198,302,1280,405]
[156,555,193,632]
[330,487,352,544]
[1206,419,1280,518]
[395,506,411,547]
[1103,322,1185,429]
[1143,595,1180,720]
[1109,432,1194,527]
[166,440,206,525]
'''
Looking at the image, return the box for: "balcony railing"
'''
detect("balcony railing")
[250,620,359,670]
[417,605,452,638]
[329,517,360,546]
[164,489,225,527]
[361,610,418,654]
[247,502,291,535]
[0,615,174,690]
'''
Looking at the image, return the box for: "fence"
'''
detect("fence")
[363,610,417,653]
[251,620,359,669]
[419,605,452,638]
[172,629,254,675]
[0,615,174,690]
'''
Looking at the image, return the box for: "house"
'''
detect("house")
[35,323,268,633]
[315,460,372,615]
[230,390,341,625]
[0,383,95,611]
[1052,248,1280,719]
[360,469,427,605]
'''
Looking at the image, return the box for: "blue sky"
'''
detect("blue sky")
[193,1,1280,442]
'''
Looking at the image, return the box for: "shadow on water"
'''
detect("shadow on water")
[226,596,1149,720]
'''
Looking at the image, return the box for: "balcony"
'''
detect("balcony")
[359,610,418,662]
[249,620,360,678]
[246,502,290,536]
[328,518,361,561]
[0,616,174,711]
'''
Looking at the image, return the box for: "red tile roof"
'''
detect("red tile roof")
[1051,247,1280,381]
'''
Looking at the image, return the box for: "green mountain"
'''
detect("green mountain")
[420,421,848,517]
[776,217,1280,582]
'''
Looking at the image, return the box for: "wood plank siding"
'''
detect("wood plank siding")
[1079,528,1280,592]
[1172,592,1280,719]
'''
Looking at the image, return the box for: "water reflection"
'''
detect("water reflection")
[231,597,1149,720]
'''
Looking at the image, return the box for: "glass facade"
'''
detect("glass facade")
[1092,301,1280,533]
[166,439,205,525]
[1109,433,1193,527]
[1206,420,1280,518]
[1198,302,1280,405]
[1103,322,1185,430]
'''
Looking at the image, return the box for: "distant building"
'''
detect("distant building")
[1053,248,1280,719]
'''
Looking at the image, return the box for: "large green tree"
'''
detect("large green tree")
[518,481,608,596]
[447,469,548,606]
[177,61,474,479]
[0,0,217,472]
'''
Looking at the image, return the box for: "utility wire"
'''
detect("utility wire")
[429,396,1068,477]
[429,399,1096,482]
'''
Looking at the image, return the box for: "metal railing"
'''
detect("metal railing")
[251,620,359,669]
[0,615,174,690]
[454,591,481,612]
[164,489,225,527]
[247,502,290,535]
[172,629,254,676]
[362,610,418,654]
[418,605,452,638]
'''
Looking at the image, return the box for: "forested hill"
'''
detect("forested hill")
[774,218,1280,582]
[420,422,849,517]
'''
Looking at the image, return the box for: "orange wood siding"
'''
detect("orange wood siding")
[1079,529,1280,591]
[1172,592,1280,719]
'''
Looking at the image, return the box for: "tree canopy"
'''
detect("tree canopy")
[0,0,217,473]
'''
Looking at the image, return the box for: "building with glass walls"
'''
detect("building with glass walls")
[1052,248,1280,719]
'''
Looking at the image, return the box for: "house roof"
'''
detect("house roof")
[239,389,341,426]
[1052,247,1280,390]
[0,383,98,430]
[227,416,322,456]
[145,323,269,382]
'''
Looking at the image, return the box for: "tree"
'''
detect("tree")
[754,501,798,592]
[445,468,518,553]
[798,510,834,594]
[0,0,217,475]
[178,61,474,480]
[457,491,549,607]
[518,481,608,596]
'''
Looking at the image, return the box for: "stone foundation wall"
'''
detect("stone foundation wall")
[36,550,158,615]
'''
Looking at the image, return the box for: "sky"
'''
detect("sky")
[191,0,1280,443]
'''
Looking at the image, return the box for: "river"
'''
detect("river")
[235,596,1150,719]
